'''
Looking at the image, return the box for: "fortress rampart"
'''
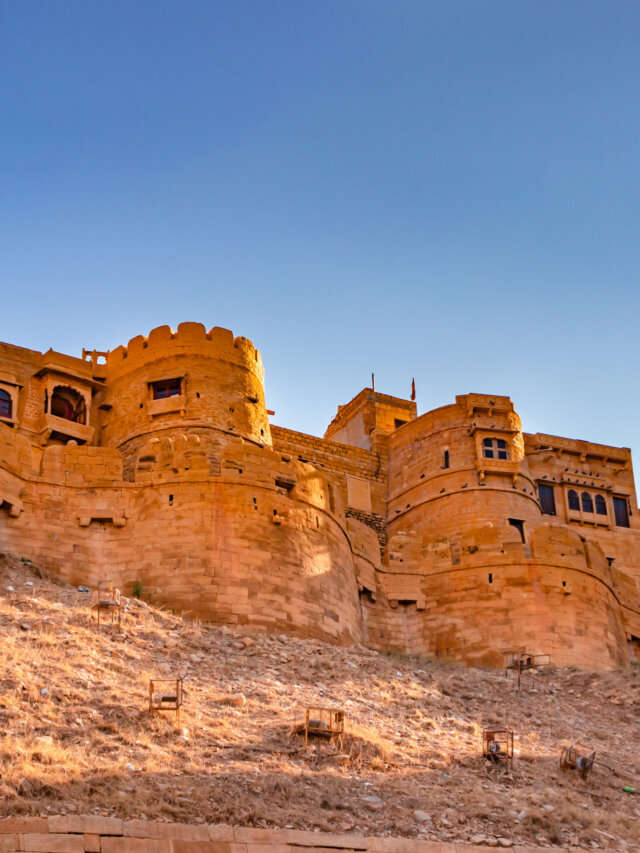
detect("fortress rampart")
[1,323,639,668]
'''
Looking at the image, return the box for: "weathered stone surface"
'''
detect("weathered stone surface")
[1,327,639,668]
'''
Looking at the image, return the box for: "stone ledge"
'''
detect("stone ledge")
[0,817,602,853]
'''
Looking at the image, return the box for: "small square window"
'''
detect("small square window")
[151,378,182,400]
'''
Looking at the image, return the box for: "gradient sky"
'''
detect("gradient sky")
[2,2,639,489]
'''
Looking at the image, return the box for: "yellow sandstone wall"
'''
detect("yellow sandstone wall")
[1,324,639,668]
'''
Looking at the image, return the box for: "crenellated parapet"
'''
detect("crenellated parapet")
[105,323,264,383]
[98,323,270,449]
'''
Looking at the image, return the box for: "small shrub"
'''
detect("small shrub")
[132,581,143,598]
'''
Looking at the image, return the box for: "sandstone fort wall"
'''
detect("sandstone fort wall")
[1,324,639,667]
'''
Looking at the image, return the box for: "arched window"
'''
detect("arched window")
[568,490,580,511]
[595,494,607,516]
[581,491,593,513]
[0,389,12,418]
[50,386,86,424]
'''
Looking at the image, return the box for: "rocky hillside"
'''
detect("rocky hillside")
[0,554,638,849]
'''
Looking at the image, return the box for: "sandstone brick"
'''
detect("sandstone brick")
[81,836,100,853]
[0,822,47,836]
[101,839,171,853]
[19,834,85,853]
[171,843,247,853]
[47,819,123,837]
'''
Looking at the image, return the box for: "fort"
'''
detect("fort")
[1,321,639,669]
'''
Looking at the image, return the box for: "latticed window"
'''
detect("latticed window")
[0,389,11,418]
[483,437,508,460]
[568,490,580,511]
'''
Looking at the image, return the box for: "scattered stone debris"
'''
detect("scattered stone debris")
[1,553,639,849]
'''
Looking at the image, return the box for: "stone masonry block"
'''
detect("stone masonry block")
[0,822,47,836]
[101,839,171,853]
[19,834,85,853]
[279,832,369,850]
[48,818,123,837]
[171,843,248,853]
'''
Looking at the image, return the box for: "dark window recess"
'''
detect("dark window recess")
[613,496,630,528]
[562,580,567,587]
[151,378,181,399]
[168,494,174,505]
[606,557,615,567]
[0,389,12,418]
[581,492,593,513]
[538,483,556,515]
[595,494,607,515]
[483,437,494,459]
[443,450,450,469]
[275,477,294,492]
[488,573,493,584]
[394,418,408,429]
[51,386,86,423]
[568,489,580,511]
[508,518,525,543]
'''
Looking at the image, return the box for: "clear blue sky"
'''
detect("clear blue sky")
[2,2,639,487]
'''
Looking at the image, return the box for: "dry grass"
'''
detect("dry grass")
[1,553,639,848]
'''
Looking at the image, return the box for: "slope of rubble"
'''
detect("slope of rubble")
[0,554,638,850]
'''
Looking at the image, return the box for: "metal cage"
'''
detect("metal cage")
[149,677,184,721]
[482,728,514,766]
[302,706,345,749]
[90,580,123,629]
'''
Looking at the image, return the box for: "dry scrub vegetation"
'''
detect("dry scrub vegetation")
[0,554,639,849]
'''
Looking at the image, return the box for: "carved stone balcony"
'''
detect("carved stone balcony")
[40,413,95,444]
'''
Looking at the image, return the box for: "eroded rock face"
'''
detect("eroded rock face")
[1,327,639,665]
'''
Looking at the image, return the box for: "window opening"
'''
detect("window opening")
[483,437,508,460]
[168,494,174,505]
[613,496,630,528]
[538,483,556,515]
[595,494,607,515]
[151,378,181,400]
[0,389,12,419]
[508,518,525,543]
[443,449,450,469]
[50,386,86,424]
[606,557,615,567]
[581,492,593,513]
[394,418,408,429]
[568,489,580,511]
[488,573,493,584]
